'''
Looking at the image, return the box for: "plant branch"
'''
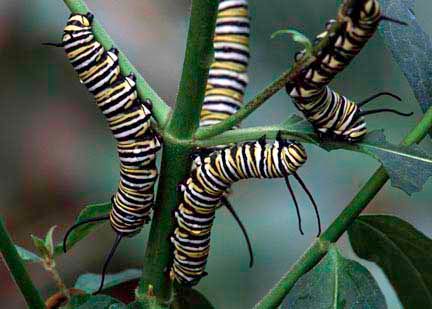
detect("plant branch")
[62,0,171,127]
[255,106,432,309]
[138,0,218,305]
[165,0,218,138]
[194,0,363,140]
[43,259,70,301]
[194,125,316,148]
[0,219,46,309]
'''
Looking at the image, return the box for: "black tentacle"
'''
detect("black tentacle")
[284,176,304,235]
[94,234,123,295]
[380,15,408,26]
[221,196,254,268]
[357,92,401,107]
[293,173,321,237]
[63,216,109,253]
[42,42,63,47]
[358,108,413,117]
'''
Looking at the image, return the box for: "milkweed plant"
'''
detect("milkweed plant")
[1,0,432,308]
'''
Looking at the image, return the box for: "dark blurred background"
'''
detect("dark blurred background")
[0,0,431,308]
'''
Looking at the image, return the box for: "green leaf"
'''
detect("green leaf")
[126,302,146,309]
[320,130,432,195]
[355,131,432,194]
[30,234,50,258]
[271,29,313,56]
[127,297,167,309]
[45,225,57,256]
[55,201,112,257]
[279,117,432,194]
[379,0,432,114]
[280,115,319,144]
[171,288,214,309]
[109,304,127,309]
[281,114,304,127]
[279,120,432,194]
[348,215,432,308]
[74,269,142,294]
[64,294,125,309]
[14,245,43,263]
[282,245,386,308]
[126,302,147,309]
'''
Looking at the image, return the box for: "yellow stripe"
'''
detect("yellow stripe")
[214,35,249,45]
[219,8,248,17]
[205,88,243,101]
[211,61,246,73]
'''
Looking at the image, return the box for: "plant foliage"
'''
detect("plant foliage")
[1,0,432,308]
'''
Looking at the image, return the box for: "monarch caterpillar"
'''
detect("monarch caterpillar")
[170,133,321,286]
[45,13,161,293]
[293,0,407,87]
[200,0,250,127]
[288,86,412,142]
[286,0,411,142]
[197,0,254,269]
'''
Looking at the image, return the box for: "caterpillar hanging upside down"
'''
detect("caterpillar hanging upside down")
[45,13,161,293]
[285,0,412,142]
[170,133,321,286]
[200,0,250,128]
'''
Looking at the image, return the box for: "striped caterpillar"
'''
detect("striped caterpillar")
[198,0,254,267]
[200,0,250,128]
[170,134,321,286]
[45,13,161,293]
[286,0,411,142]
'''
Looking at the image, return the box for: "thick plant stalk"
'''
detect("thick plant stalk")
[62,0,171,126]
[0,219,46,309]
[255,106,432,309]
[164,0,218,138]
[138,0,218,304]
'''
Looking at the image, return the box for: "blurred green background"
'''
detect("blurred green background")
[0,0,431,308]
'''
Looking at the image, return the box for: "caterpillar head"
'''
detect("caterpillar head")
[345,91,410,142]
[64,13,94,33]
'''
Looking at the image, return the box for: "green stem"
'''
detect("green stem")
[138,0,218,304]
[194,71,294,140]
[194,123,418,165]
[194,0,363,140]
[255,106,432,309]
[0,219,46,309]
[44,260,70,300]
[194,125,316,147]
[165,0,218,138]
[62,0,171,127]
[139,142,193,303]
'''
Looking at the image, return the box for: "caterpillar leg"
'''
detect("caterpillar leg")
[258,135,267,146]
[275,131,283,142]
[81,12,94,23]
[189,148,213,165]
